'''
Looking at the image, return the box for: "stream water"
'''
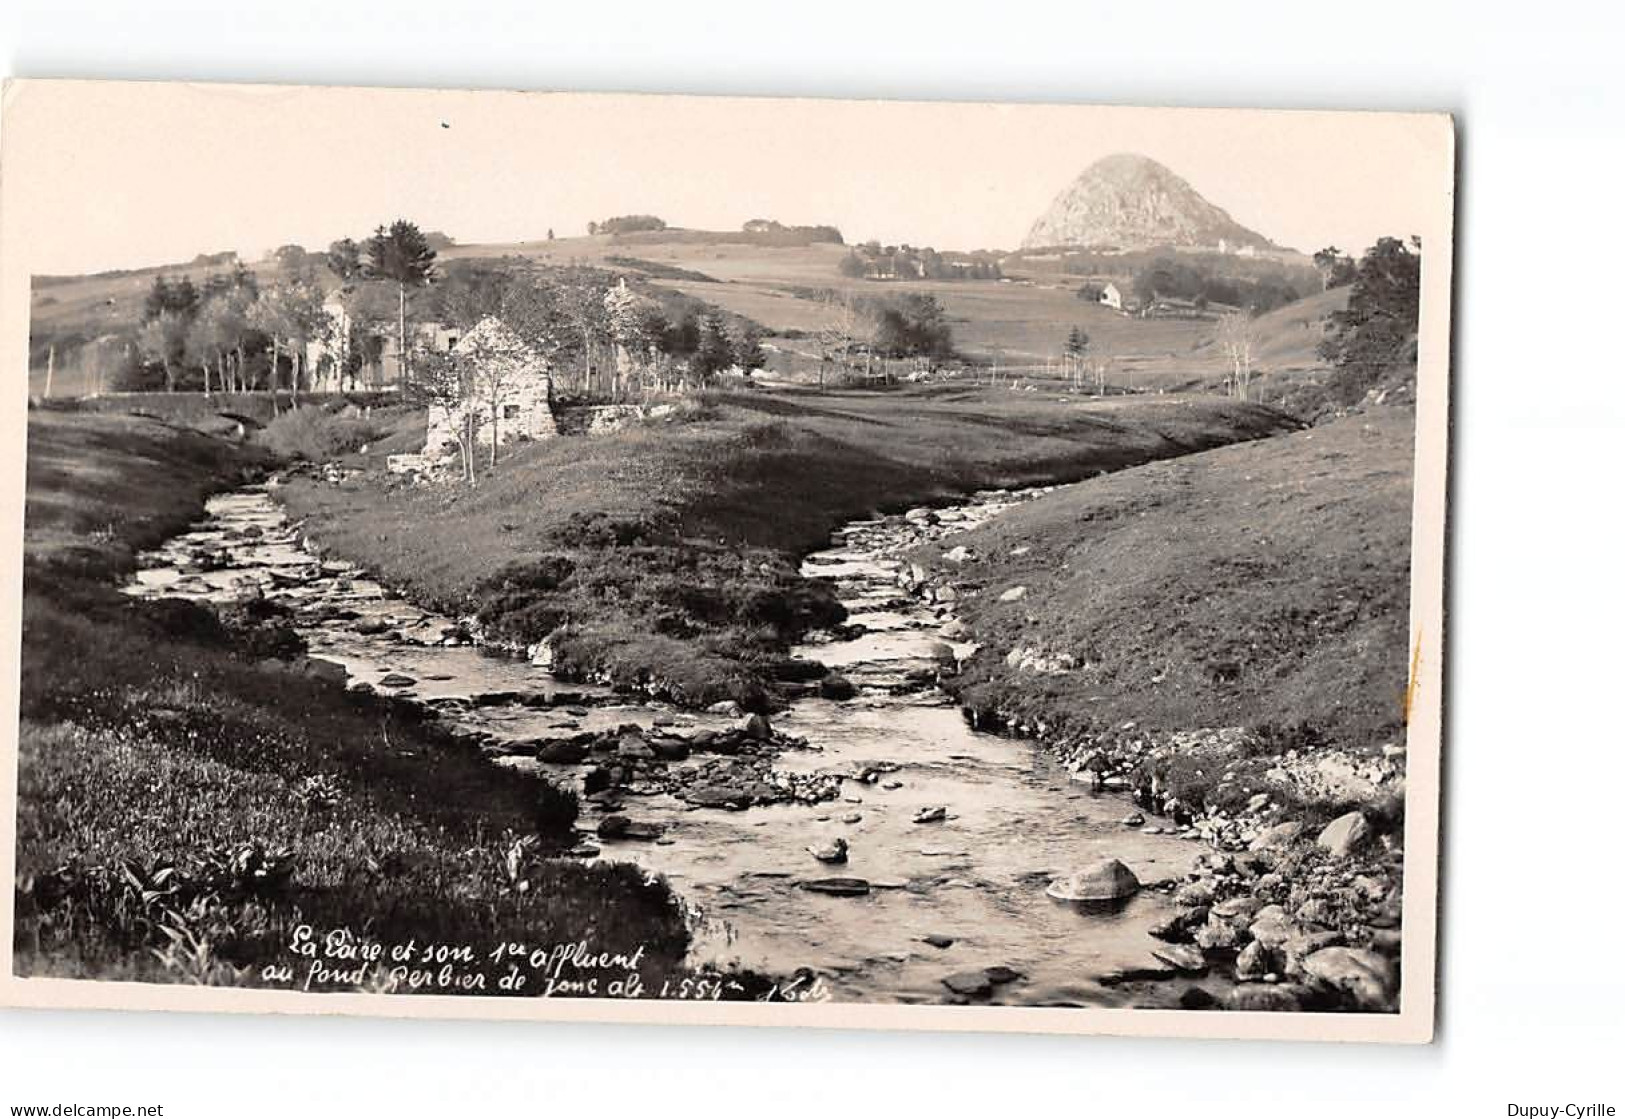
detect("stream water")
[126,484,1198,1007]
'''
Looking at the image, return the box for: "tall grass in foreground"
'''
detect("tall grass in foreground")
[15,409,694,991]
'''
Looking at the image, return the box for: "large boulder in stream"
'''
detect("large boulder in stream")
[1045,859,1141,902]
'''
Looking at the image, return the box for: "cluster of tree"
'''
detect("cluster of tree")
[118,220,440,394]
[129,262,331,395]
[838,243,1003,282]
[871,293,954,358]
[424,258,768,400]
[812,291,955,386]
[1317,236,1421,402]
[587,215,668,236]
[741,219,845,245]
[1131,255,1313,314]
[1312,246,1359,290]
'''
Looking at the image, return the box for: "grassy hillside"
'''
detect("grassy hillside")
[282,386,1297,709]
[16,408,691,987]
[924,406,1414,751]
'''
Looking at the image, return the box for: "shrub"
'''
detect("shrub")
[532,779,580,841]
[259,407,380,462]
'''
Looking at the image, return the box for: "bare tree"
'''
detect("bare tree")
[816,291,865,390]
[1217,310,1262,401]
[414,348,482,484]
[464,327,534,470]
[136,312,188,392]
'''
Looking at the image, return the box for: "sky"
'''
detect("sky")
[2,81,1452,275]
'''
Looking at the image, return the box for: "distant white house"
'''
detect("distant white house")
[422,316,556,460]
[307,286,458,392]
[1098,282,1124,311]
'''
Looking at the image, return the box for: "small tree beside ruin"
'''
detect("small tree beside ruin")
[413,348,483,484]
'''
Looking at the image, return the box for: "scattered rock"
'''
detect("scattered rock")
[1045,859,1141,902]
[998,585,1028,603]
[912,806,948,824]
[1121,812,1146,828]
[1149,944,1207,974]
[983,966,1021,985]
[1223,984,1307,1012]
[649,737,690,761]
[1316,811,1373,857]
[1249,821,1304,851]
[1247,906,1296,950]
[1173,880,1217,908]
[535,739,589,764]
[799,877,871,897]
[941,971,992,998]
[1210,896,1263,924]
[377,673,416,688]
[1234,941,1270,981]
[1179,987,1218,1010]
[819,674,857,700]
[742,713,773,741]
[616,734,655,760]
[807,838,849,865]
[1301,947,1397,1010]
[922,934,955,950]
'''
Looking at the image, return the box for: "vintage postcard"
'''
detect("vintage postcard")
[0,80,1452,1042]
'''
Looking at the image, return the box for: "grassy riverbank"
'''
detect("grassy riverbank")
[281,385,1297,710]
[928,407,1415,755]
[15,409,690,989]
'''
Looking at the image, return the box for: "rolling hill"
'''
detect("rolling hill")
[27,226,1344,398]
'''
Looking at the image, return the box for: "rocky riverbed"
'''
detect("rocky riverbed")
[125,480,1400,1011]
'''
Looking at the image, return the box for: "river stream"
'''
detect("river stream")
[126,484,1198,1007]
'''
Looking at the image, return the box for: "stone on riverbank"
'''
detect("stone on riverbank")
[1223,984,1308,1012]
[1301,947,1397,1010]
[1149,944,1207,974]
[1249,820,1305,851]
[1315,811,1373,857]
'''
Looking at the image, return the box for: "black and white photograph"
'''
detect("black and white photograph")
[1,81,1450,1042]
